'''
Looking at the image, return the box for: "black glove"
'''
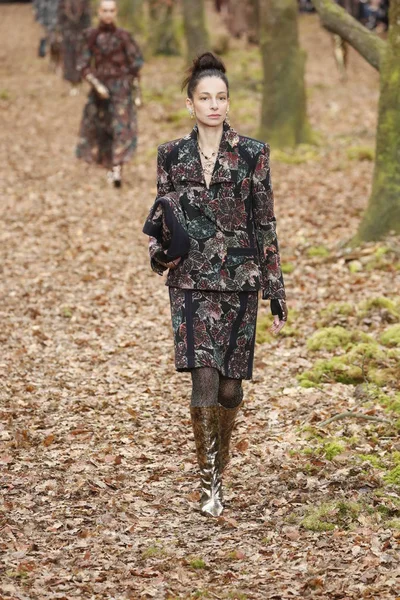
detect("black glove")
[270,299,288,321]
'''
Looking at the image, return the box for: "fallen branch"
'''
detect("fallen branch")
[312,0,386,71]
[318,411,391,427]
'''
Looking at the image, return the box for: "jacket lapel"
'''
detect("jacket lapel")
[174,124,240,231]
[175,128,204,186]
[210,123,239,185]
[174,123,239,187]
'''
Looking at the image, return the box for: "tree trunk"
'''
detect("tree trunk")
[357,0,400,240]
[312,0,385,70]
[259,0,312,147]
[313,0,400,240]
[148,0,180,56]
[182,0,209,61]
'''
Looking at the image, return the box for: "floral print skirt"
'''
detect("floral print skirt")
[76,81,138,168]
[169,288,258,380]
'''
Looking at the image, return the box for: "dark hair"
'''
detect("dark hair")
[182,52,229,99]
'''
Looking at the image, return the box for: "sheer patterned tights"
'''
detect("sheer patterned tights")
[190,367,243,408]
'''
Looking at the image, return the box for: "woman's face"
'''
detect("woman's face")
[98,0,117,25]
[187,76,229,128]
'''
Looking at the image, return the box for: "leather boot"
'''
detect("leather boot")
[219,403,242,472]
[190,406,223,517]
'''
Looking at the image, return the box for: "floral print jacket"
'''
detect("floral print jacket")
[154,123,285,300]
[78,23,143,84]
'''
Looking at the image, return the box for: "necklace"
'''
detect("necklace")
[198,144,218,177]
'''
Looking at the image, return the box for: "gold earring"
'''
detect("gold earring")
[188,109,195,119]
[225,109,230,125]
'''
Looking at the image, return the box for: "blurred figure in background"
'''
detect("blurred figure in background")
[298,0,316,12]
[58,0,91,95]
[76,0,144,188]
[33,0,60,59]
[332,1,389,79]
[359,0,389,30]
[332,0,361,80]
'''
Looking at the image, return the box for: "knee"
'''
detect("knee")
[218,382,243,408]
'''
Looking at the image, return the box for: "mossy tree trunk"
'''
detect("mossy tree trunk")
[313,0,400,241]
[182,0,209,61]
[148,0,180,56]
[358,1,400,240]
[259,0,312,147]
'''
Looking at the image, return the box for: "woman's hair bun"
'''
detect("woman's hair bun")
[192,52,226,75]
[182,52,229,97]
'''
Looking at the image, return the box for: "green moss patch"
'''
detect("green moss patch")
[358,297,400,320]
[380,324,400,347]
[281,262,295,274]
[300,436,345,461]
[357,451,400,488]
[142,544,167,559]
[346,146,375,161]
[189,558,207,570]
[319,302,355,326]
[379,392,400,414]
[298,342,392,387]
[358,454,385,469]
[306,327,372,352]
[0,89,10,101]
[301,500,361,532]
[306,245,330,258]
[383,452,400,486]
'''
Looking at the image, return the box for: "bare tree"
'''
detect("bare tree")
[259,0,312,147]
[182,0,210,61]
[148,0,180,56]
[313,0,400,241]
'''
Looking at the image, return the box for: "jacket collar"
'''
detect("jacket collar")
[98,22,117,33]
[177,122,239,186]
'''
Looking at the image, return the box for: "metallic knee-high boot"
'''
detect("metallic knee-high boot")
[190,406,224,517]
[219,403,242,472]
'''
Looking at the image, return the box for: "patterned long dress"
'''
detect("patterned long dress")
[76,23,144,168]
[58,0,91,84]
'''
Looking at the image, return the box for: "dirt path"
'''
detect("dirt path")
[1,4,399,599]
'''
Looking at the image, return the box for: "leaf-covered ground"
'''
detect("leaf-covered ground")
[1,5,399,599]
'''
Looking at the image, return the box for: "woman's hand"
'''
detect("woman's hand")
[270,315,286,335]
[157,256,181,270]
[269,299,288,335]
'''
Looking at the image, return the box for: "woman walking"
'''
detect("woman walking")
[58,0,91,94]
[76,0,143,187]
[144,53,287,517]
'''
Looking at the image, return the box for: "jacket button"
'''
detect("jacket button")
[216,232,223,239]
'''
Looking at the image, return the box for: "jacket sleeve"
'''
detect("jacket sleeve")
[121,31,144,78]
[148,146,176,273]
[157,144,175,196]
[252,144,286,300]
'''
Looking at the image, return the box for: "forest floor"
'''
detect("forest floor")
[1,4,400,600]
